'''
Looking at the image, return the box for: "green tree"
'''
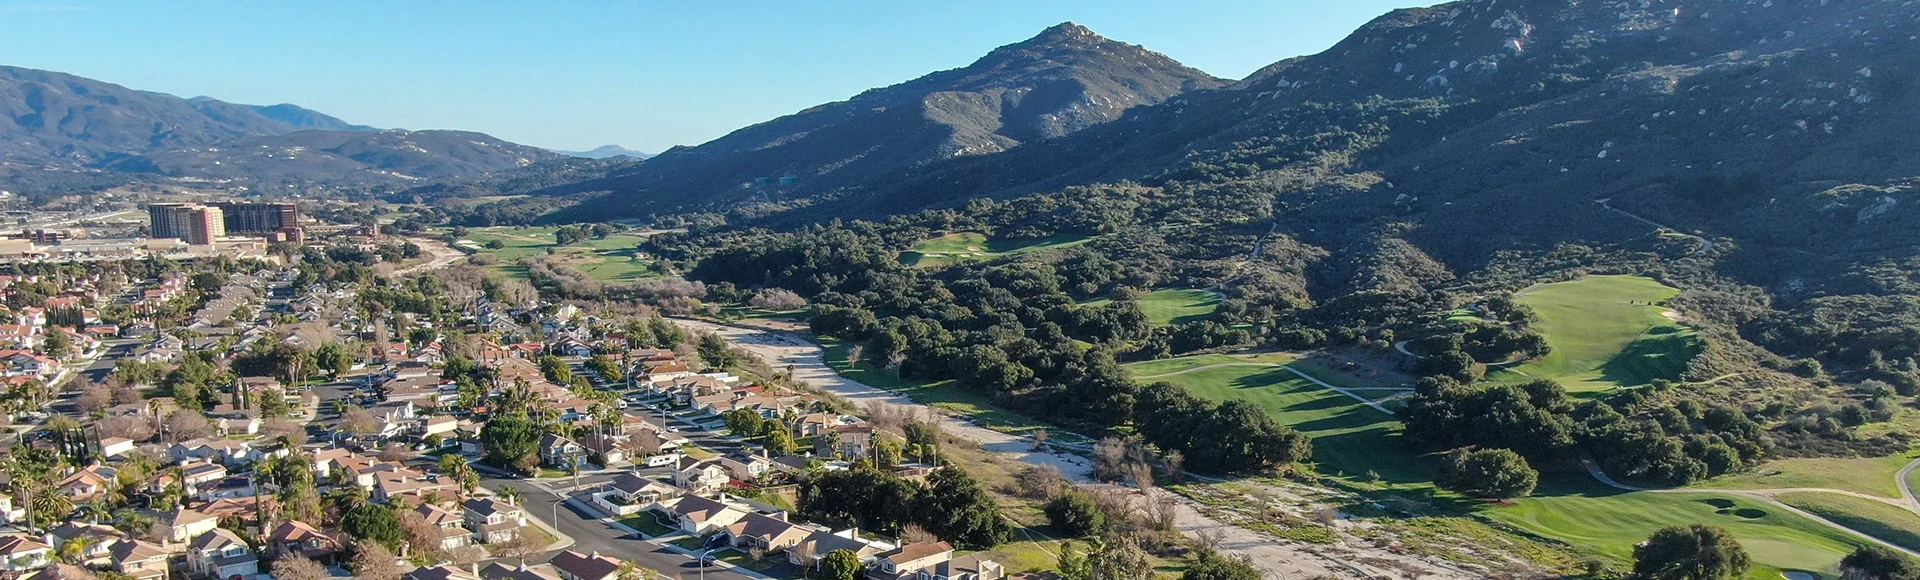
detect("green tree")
[821,549,862,580]
[1438,448,1539,499]
[587,354,622,381]
[764,424,797,455]
[42,330,71,360]
[539,355,572,384]
[1181,550,1261,580]
[313,342,352,378]
[480,413,542,473]
[1841,545,1920,580]
[1057,542,1091,580]
[724,409,766,438]
[1044,492,1106,537]
[342,504,404,550]
[914,466,1012,549]
[698,332,737,369]
[1631,525,1750,580]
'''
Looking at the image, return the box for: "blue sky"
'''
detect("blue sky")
[0,1,1434,152]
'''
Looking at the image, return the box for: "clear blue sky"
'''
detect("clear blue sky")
[0,1,1434,152]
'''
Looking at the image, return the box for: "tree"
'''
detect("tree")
[1841,546,1920,580]
[1631,525,1750,580]
[340,406,378,438]
[748,288,808,311]
[698,332,738,369]
[342,504,404,550]
[1181,550,1261,580]
[163,410,214,442]
[400,510,445,559]
[488,531,546,560]
[1057,542,1092,580]
[272,555,330,580]
[42,330,72,360]
[1086,536,1153,580]
[821,549,863,580]
[1044,492,1107,538]
[481,414,542,473]
[350,541,405,580]
[75,383,112,414]
[915,466,1012,549]
[723,409,766,438]
[539,355,572,384]
[1438,448,1539,499]
[313,342,353,379]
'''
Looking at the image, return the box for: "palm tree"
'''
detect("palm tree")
[497,485,521,506]
[56,537,92,564]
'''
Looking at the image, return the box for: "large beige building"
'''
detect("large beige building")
[148,204,226,245]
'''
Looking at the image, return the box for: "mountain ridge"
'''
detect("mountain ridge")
[547,21,1226,221]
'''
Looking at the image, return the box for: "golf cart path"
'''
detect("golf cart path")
[1584,459,1920,559]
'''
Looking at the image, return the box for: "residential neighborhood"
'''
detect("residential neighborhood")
[0,249,1023,580]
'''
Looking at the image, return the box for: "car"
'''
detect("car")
[700,555,719,567]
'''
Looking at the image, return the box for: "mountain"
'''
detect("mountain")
[0,64,559,190]
[580,0,1920,278]
[0,65,327,165]
[233,102,375,132]
[107,129,562,184]
[554,145,652,159]
[550,22,1225,219]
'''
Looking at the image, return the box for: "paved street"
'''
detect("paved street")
[475,472,759,580]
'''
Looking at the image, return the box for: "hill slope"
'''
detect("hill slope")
[553,22,1224,219]
[109,129,562,184]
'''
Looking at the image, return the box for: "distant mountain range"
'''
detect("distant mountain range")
[553,145,652,160]
[0,64,556,189]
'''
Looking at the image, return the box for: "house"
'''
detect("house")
[462,498,526,544]
[792,414,864,438]
[592,473,681,517]
[719,454,774,483]
[869,542,955,580]
[481,562,566,580]
[548,550,622,580]
[266,520,345,564]
[540,433,583,468]
[372,466,454,505]
[822,424,875,460]
[109,540,170,580]
[789,529,889,568]
[159,506,221,543]
[0,535,52,572]
[657,495,751,536]
[418,415,460,438]
[720,512,814,554]
[415,503,471,550]
[168,438,263,466]
[0,350,58,377]
[54,464,116,502]
[409,565,483,580]
[99,437,136,458]
[549,336,593,358]
[43,522,120,564]
[670,457,731,493]
[215,416,261,436]
[181,460,229,489]
[185,528,258,580]
[869,543,1005,580]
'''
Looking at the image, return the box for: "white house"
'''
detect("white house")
[185,528,258,580]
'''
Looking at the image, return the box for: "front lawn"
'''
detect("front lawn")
[616,513,677,538]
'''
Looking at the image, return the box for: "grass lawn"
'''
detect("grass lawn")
[819,337,1077,440]
[1701,452,1920,499]
[616,513,678,538]
[1083,288,1223,327]
[901,232,1091,268]
[1126,362,1435,486]
[1775,492,1920,552]
[450,226,657,282]
[716,549,800,577]
[1493,275,1700,392]
[681,445,718,460]
[670,536,711,552]
[1483,479,1868,578]
[1123,352,1299,378]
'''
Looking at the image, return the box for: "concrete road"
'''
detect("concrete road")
[476,472,759,580]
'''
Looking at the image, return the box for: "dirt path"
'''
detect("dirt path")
[395,236,466,276]
[1584,459,1920,558]
[672,318,1481,579]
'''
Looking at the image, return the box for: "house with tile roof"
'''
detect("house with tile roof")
[109,539,170,580]
[548,550,622,580]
